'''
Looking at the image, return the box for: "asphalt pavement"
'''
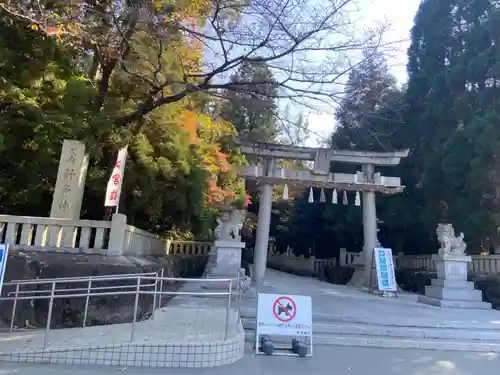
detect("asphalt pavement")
[1,344,499,375]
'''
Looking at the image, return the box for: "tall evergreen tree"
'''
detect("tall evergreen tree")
[332,52,404,152]
[220,61,279,142]
[405,0,500,248]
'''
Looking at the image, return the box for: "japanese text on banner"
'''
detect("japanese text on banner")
[104,146,128,207]
[374,247,397,292]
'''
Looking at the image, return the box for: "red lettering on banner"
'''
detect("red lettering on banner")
[112,173,121,185]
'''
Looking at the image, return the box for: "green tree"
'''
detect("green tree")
[0,19,89,215]
[332,52,404,152]
[0,11,245,239]
[405,0,500,249]
[220,61,279,142]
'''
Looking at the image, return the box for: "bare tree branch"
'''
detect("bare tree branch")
[1,0,392,129]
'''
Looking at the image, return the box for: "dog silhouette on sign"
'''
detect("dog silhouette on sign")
[277,302,293,317]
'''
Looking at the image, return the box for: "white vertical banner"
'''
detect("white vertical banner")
[373,247,398,292]
[0,244,9,297]
[104,145,128,209]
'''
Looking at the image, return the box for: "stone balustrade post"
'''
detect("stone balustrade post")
[339,248,347,267]
[108,213,127,256]
[397,252,404,269]
[165,238,172,255]
[267,242,273,255]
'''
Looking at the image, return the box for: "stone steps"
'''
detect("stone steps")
[425,284,483,301]
[241,311,500,352]
[239,306,500,330]
[418,296,492,310]
[241,318,500,341]
[244,330,500,352]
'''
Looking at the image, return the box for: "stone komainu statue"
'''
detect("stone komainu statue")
[436,223,467,256]
[214,209,245,242]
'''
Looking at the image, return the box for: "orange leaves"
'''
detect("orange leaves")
[28,21,80,44]
[206,179,232,204]
[199,143,230,175]
[202,146,233,205]
[187,112,237,206]
[203,156,238,206]
[215,149,230,173]
[245,193,252,207]
[46,26,56,35]
[180,110,198,140]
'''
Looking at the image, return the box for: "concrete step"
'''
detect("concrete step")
[239,307,500,330]
[241,318,500,342]
[425,285,483,301]
[418,296,492,310]
[244,331,500,352]
[431,279,476,288]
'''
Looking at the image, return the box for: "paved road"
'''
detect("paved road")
[2,344,499,375]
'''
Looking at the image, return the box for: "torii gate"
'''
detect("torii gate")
[239,141,409,290]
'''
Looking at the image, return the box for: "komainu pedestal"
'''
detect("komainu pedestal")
[205,240,245,278]
[418,224,491,309]
[203,208,249,290]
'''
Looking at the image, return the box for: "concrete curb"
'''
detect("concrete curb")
[0,330,246,368]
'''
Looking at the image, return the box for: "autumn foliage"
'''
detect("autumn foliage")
[0,0,246,238]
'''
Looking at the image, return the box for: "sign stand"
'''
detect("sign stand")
[0,244,9,297]
[368,247,398,297]
[255,293,313,357]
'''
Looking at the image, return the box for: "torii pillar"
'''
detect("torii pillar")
[361,164,378,287]
[253,158,274,284]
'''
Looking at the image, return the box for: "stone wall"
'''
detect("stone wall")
[395,269,500,310]
[0,251,207,329]
[243,246,336,278]
[267,254,317,277]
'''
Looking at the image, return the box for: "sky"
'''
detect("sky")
[305,0,422,147]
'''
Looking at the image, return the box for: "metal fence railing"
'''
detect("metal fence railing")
[0,270,245,349]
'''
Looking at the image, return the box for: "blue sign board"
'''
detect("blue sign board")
[0,244,8,296]
[374,247,397,292]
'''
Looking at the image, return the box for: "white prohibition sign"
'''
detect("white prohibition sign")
[272,296,297,323]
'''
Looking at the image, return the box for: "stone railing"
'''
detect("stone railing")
[123,224,167,256]
[0,215,112,253]
[398,254,500,274]
[396,254,433,270]
[312,257,337,273]
[0,214,214,258]
[339,248,402,268]
[339,248,362,267]
[166,240,212,257]
[267,247,336,276]
[339,248,500,275]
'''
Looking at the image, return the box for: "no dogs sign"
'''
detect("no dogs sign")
[273,296,297,322]
[257,293,312,336]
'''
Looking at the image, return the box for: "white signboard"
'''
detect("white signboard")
[104,146,128,208]
[256,293,313,355]
[373,247,397,292]
[0,244,9,297]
